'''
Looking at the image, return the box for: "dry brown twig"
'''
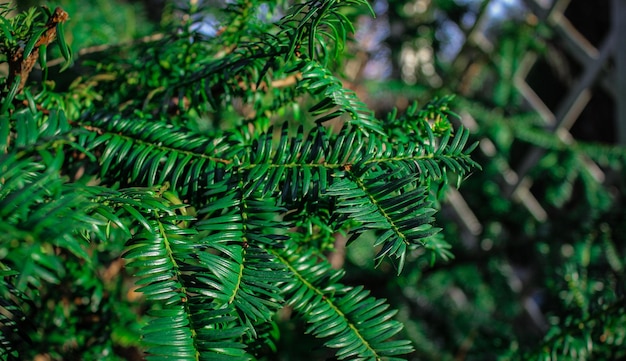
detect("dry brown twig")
[7,7,69,94]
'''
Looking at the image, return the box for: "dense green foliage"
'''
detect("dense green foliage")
[0,1,481,360]
[3,1,626,360]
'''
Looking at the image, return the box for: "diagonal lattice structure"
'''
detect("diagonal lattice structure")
[437,0,622,332]
[446,0,621,231]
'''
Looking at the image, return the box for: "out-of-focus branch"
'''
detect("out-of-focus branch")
[7,7,68,93]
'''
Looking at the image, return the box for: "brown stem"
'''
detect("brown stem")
[7,7,69,94]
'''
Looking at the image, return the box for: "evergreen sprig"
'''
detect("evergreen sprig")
[0,1,479,360]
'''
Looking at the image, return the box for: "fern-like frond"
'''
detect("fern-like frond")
[326,174,441,272]
[353,125,479,183]
[122,190,253,360]
[242,123,332,202]
[84,116,332,206]
[296,60,383,135]
[194,182,290,329]
[273,243,414,360]
[81,114,242,202]
[83,103,478,274]
[240,106,477,201]
[125,223,199,361]
[0,107,74,153]
[280,0,373,63]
